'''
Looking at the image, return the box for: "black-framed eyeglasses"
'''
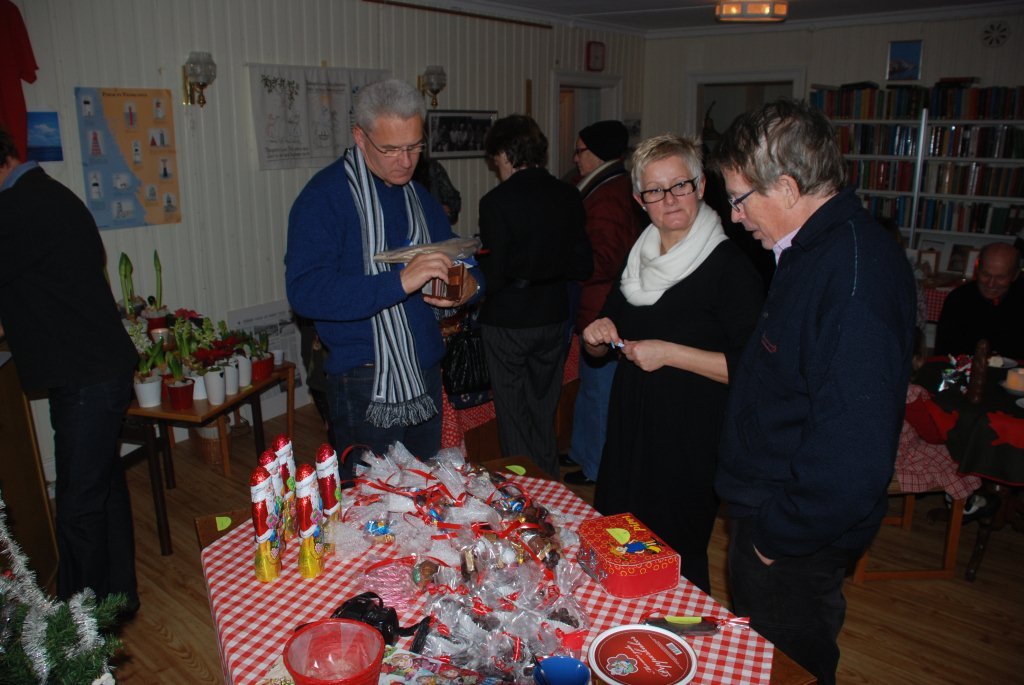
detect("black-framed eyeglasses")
[638,176,700,204]
[727,187,756,211]
[573,146,588,157]
[362,130,425,158]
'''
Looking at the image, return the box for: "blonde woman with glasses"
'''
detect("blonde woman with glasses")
[582,133,763,594]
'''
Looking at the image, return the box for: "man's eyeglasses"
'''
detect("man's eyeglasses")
[573,146,588,157]
[638,177,700,204]
[727,187,756,212]
[363,130,425,158]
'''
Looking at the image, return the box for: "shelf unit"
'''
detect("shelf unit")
[811,84,1023,273]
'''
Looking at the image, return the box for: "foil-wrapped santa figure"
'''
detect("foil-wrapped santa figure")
[249,466,282,582]
[315,443,343,557]
[294,462,326,578]
[257,449,289,547]
[273,434,298,541]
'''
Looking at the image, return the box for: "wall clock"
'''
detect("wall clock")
[981,21,1009,47]
[586,41,606,72]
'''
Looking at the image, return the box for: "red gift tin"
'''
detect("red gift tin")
[576,513,680,599]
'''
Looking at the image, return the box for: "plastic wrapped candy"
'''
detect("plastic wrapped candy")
[249,466,282,582]
[294,463,327,579]
[315,443,343,557]
[273,434,298,541]
[257,449,288,551]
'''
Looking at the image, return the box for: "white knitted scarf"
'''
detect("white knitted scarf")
[344,145,437,428]
[620,203,728,306]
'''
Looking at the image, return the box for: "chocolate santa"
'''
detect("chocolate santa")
[315,443,342,557]
[249,466,282,582]
[273,434,298,541]
[258,449,291,544]
[294,462,326,579]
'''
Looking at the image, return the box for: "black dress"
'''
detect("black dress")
[593,239,763,594]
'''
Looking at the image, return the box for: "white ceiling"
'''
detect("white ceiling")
[414,0,1024,36]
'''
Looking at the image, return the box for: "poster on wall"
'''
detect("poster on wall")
[74,87,181,229]
[248,64,388,170]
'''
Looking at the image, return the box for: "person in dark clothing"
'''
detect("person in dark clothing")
[584,133,763,595]
[413,154,461,224]
[0,126,139,613]
[934,242,1023,359]
[711,100,916,685]
[477,115,591,478]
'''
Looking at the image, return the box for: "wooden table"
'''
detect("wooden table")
[477,456,816,685]
[126,362,295,555]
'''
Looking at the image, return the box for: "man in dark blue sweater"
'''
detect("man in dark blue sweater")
[711,100,916,685]
[285,80,481,475]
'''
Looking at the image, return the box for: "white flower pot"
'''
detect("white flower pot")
[191,372,207,401]
[205,367,226,406]
[235,354,252,387]
[225,362,239,395]
[134,375,163,408]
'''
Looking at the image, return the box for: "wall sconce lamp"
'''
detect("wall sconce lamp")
[418,66,447,108]
[182,51,217,107]
[715,1,788,22]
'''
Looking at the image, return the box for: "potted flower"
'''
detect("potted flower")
[117,252,145,320]
[133,340,165,408]
[249,331,274,382]
[140,250,170,332]
[165,352,195,410]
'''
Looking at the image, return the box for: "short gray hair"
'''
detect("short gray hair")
[353,79,425,131]
[709,98,844,196]
[630,134,703,193]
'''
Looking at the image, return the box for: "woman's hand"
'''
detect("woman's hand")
[622,340,670,372]
[582,318,622,351]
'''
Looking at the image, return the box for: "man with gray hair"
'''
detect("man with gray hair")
[711,99,916,684]
[286,79,481,477]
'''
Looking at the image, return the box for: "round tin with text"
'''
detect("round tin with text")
[588,625,697,685]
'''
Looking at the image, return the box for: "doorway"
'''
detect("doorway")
[549,71,622,179]
[697,81,793,153]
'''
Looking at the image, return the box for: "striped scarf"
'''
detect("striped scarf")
[344,145,437,428]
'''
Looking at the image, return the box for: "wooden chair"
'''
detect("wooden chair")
[852,477,965,582]
[195,507,251,549]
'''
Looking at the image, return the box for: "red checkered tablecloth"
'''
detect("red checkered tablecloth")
[201,477,773,685]
[440,337,580,450]
[922,285,953,322]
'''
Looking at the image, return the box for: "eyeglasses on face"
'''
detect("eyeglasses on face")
[638,176,700,204]
[362,130,425,158]
[573,146,589,157]
[727,187,756,211]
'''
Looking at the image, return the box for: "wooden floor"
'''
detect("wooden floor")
[115,403,1024,683]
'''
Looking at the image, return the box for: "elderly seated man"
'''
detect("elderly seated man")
[935,242,1023,359]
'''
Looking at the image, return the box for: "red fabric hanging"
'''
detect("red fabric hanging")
[0,0,38,159]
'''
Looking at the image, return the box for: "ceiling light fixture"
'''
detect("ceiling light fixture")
[715,1,788,23]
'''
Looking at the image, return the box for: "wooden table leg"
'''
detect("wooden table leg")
[217,414,231,477]
[144,422,173,556]
[158,419,176,490]
[251,395,266,458]
[286,365,295,439]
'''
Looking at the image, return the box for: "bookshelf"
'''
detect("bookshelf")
[811,83,1023,274]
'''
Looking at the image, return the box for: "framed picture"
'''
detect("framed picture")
[917,248,939,276]
[946,243,974,275]
[426,110,497,159]
[887,40,922,81]
[964,248,982,279]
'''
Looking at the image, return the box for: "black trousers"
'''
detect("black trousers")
[50,372,138,605]
[727,517,860,685]
[481,321,566,478]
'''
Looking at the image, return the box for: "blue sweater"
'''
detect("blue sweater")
[716,187,916,559]
[285,155,462,375]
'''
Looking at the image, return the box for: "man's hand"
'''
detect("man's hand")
[400,252,453,295]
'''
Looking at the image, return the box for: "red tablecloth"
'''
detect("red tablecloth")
[922,285,954,322]
[440,337,581,451]
[201,477,773,684]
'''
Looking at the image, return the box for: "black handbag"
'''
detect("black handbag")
[441,324,491,407]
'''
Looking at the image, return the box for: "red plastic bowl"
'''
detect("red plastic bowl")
[282,619,385,685]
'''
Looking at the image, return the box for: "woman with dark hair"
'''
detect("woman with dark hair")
[477,115,592,477]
